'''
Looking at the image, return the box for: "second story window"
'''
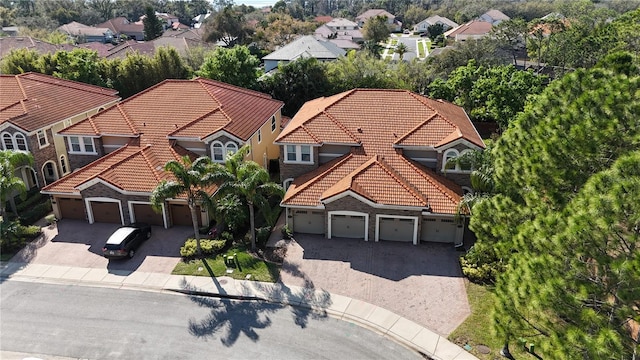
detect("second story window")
[211,141,239,163]
[1,132,28,151]
[68,136,96,154]
[284,145,313,164]
[271,116,276,132]
[257,129,262,143]
[37,130,48,147]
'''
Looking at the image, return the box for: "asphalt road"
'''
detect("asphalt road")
[0,281,422,360]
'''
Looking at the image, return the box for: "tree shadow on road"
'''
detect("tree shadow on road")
[180,257,332,346]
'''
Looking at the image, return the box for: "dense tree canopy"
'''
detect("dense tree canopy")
[465,66,640,357]
[142,6,164,41]
[362,15,391,44]
[197,46,260,89]
[203,6,251,46]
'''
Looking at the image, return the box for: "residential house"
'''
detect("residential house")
[413,15,458,34]
[0,37,75,59]
[103,37,213,59]
[77,42,114,57]
[42,79,284,228]
[356,9,402,32]
[57,21,114,44]
[275,89,485,245]
[478,9,510,25]
[0,73,120,190]
[314,16,333,24]
[262,35,346,72]
[97,17,145,41]
[444,20,493,41]
[192,11,211,29]
[315,18,363,44]
[162,27,205,41]
[139,11,179,31]
[1,27,19,36]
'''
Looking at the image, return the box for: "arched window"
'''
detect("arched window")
[442,149,459,171]
[225,142,238,157]
[15,133,27,151]
[42,161,58,185]
[60,155,68,174]
[462,186,473,195]
[459,149,474,171]
[211,142,224,162]
[2,132,14,150]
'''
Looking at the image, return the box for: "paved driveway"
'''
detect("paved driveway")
[278,234,470,336]
[11,220,193,273]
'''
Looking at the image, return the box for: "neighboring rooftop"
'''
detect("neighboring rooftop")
[0,37,75,58]
[0,72,120,132]
[263,35,346,62]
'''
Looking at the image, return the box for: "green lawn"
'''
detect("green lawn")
[172,244,279,282]
[417,41,426,58]
[449,282,532,359]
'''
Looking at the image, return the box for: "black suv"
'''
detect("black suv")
[102,223,152,259]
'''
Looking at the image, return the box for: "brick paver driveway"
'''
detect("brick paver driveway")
[278,234,470,336]
[11,220,193,273]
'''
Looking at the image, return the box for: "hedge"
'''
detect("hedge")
[180,238,226,258]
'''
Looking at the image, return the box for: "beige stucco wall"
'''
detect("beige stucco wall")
[246,111,282,169]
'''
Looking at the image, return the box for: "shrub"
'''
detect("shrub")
[0,221,41,253]
[255,226,271,246]
[281,224,292,239]
[220,231,233,242]
[45,214,57,224]
[18,225,42,238]
[19,200,52,225]
[180,238,226,258]
[16,192,47,212]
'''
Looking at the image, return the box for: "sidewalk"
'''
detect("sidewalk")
[0,262,477,360]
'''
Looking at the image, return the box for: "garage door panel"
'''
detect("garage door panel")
[331,214,365,239]
[58,198,85,220]
[421,218,457,243]
[379,217,414,242]
[293,210,324,234]
[132,203,164,226]
[91,201,122,224]
[170,204,202,227]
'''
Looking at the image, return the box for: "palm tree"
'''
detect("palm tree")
[209,145,284,252]
[395,42,409,60]
[151,155,215,255]
[0,150,34,218]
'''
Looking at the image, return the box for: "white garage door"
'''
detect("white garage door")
[293,210,325,234]
[420,217,457,243]
[331,214,365,239]
[378,217,415,242]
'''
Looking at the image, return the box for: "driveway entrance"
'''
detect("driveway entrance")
[278,234,470,336]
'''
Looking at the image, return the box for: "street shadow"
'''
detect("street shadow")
[182,258,331,346]
[291,234,463,280]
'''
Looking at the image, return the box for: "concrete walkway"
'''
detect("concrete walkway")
[0,262,478,360]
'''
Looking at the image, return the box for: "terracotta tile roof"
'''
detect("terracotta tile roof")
[0,37,76,58]
[0,73,120,132]
[278,89,484,214]
[445,20,493,38]
[45,78,283,195]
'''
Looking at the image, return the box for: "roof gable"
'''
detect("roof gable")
[263,35,346,61]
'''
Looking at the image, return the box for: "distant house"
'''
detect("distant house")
[162,27,205,41]
[0,73,120,190]
[356,9,402,32]
[77,42,114,57]
[57,21,114,44]
[413,15,458,34]
[97,17,145,41]
[314,18,363,47]
[478,9,510,25]
[0,37,75,59]
[314,16,333,24]
[193,11,211,29]
[444,20,493,41]
[139,11,179,30]
[1,26,19,36]
[262,35,346,72]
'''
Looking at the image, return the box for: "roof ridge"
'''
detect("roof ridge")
[19,72,118,96]
[324,111,360,143]
[168,107,228,138]
[409,93,459,129]
[196,77,273,100]
[283,153,354,203]
[394,112,438,145]
[301,125,322,144]
[400,156,460,205]
[117,104,138,135]
[15,75,28,99]
[140,145,162,183]
[374,155,429,205]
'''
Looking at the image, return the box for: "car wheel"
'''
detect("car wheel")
[128,249,135,258]
[146,230,151,239]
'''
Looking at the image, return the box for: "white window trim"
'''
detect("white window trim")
[67,136,97,155]
[1,131,29,151]
[210,140,239,163]
[271,116,277,133]
[283,178,294,190]
[41,161,59,185]
[257,129,262,143]
[59,155,68,175]
[442,148,473,173]
[37,129,49,148]
[283,144,314,164]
